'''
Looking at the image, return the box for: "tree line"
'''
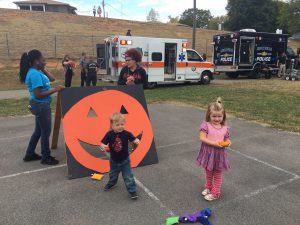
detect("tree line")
[147,0,300,35]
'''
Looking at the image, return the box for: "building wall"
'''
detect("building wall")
[45,5,68,13]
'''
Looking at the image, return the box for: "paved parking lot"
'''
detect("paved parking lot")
[0,103,299,225]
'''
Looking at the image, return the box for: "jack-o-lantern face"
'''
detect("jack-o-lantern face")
[63,90,153,173]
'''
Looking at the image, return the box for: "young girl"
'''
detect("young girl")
[196,97,231,201]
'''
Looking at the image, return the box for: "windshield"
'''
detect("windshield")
[187,50,203,62]
[287,47,296,55]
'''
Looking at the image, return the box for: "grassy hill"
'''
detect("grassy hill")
[0,8,225,59]
[0,8,299,60]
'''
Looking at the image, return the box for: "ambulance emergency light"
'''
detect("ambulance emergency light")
[120,40,133,45]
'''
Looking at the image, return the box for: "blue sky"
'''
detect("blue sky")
[0,0,228,22]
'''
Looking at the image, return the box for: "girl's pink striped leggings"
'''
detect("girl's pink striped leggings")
[205,169,223,197]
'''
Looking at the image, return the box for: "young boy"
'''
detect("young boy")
[100,113,140,199]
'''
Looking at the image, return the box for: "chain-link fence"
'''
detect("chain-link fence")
[0,32,213,60]
[0,33,109,59]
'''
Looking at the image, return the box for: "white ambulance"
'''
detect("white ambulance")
[102,35,214,88]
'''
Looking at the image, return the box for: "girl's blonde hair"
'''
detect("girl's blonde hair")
[110,113,125,125]
[205,97,226,125]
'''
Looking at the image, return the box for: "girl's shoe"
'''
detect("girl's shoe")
[204,194,219,201]
[201,189,211,196]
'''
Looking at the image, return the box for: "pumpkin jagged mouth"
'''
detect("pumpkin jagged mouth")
[78,132,143,159]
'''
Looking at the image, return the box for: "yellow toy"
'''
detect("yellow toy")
[91,173,104,181]
[218,140,231,147]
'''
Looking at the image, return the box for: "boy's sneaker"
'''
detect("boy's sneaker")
[204,194,219,201]
[201,188,211,196]
[103,184,116,191]
[41,156,59,165]
[23,153,42,162]
[130,192,138,200]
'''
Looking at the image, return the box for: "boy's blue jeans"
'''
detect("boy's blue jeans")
[107,157,136,193]
[25,101,52,160]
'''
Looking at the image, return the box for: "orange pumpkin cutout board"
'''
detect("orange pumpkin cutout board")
[59,85,158,179]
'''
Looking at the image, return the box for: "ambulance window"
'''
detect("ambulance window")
[121,47,128,58]
[112,46,118,57]
[187,50,203,62]
[152,52,162,61]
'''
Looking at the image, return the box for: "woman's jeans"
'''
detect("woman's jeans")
[107,157,136,193]
[26,101,52,160]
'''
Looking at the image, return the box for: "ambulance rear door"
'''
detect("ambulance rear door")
[147,43,164,82]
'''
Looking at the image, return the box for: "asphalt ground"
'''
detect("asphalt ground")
[0,103,299,225]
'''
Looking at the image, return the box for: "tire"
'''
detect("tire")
[225,72,239,79]
[248,69,261,79]
[145,82,157,89]
[264,72,271,79]
[200,71,211,85]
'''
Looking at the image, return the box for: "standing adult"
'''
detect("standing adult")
[117,48,148,87]
[19,49,63,165]
[277,52,287,78]
[93,5,96,17]
[79,52,88,86]
[86,56,99,86]
[126,29,132,36]
[97,6,102,17]
[62,55,74,87]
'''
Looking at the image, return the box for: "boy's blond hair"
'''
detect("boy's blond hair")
[110,113,125,125]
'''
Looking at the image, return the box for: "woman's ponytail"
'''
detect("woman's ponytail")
[19,52,30,83]
[19,49,42,83]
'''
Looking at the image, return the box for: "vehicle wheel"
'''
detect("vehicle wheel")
[225,72,239,79]
[265,73,271,79]
[248,68,261,79]
[200,71,211,85]
[146,82,157,89]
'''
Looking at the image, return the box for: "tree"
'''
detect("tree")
[278,0,300,34]
[179,8,213,28]
[208,16,228,30]
[146,8,160,22]
[225,0,278,32]
[167,15,179,23]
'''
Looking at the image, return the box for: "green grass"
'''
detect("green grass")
[0,97,57,117]
[1,83,300,133]
[145,84,300,133]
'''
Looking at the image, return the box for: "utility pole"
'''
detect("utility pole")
[102,0,105,18]
[192,0,196,50]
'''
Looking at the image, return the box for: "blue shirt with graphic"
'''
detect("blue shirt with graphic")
[25,68,51,103]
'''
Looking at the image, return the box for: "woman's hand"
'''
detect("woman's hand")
[126,76,135,85]
[54,85,64,92]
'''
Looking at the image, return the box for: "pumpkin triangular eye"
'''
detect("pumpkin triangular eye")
[87,107,97,117]
[120,105,128,114]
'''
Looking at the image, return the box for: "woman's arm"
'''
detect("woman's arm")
[117,68,127,85]
[141,69,148,87]
[199,131,222,148]
[33,85,64,99]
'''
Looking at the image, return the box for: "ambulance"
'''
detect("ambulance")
[101,35,214,88]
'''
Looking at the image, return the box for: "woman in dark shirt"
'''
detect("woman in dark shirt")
[117,48,148,87]
[62,55,75,87]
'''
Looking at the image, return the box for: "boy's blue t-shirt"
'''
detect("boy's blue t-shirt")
[25,68,51,103]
